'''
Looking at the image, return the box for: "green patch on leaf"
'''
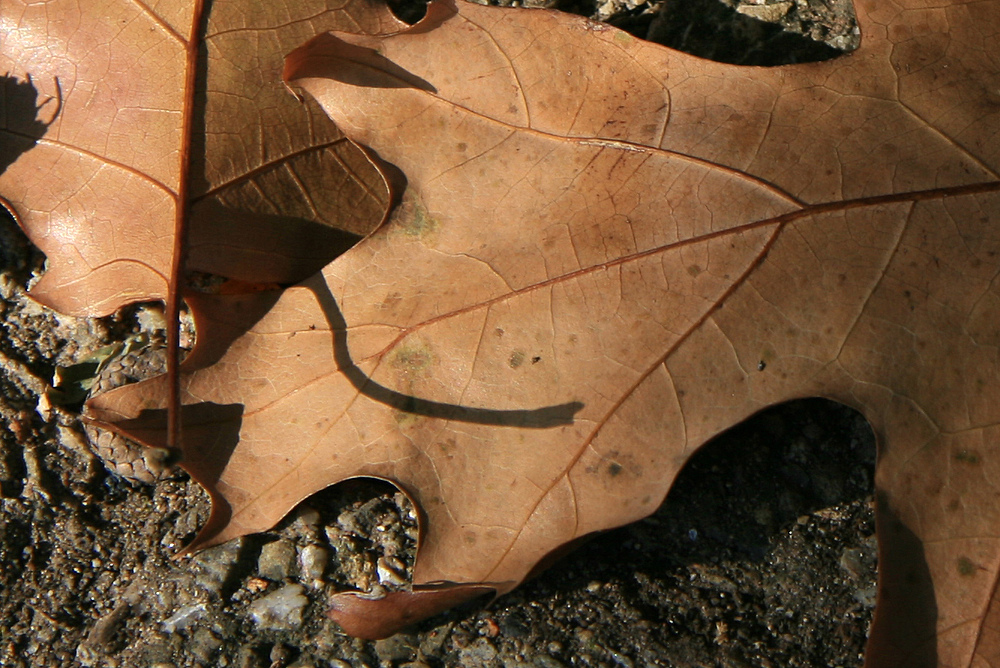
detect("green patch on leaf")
[954,449,980,465]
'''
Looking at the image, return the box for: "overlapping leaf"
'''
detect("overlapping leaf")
[0,0,402,316]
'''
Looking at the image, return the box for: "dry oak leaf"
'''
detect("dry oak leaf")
[88,0,1000,662]
[0,0,403,318]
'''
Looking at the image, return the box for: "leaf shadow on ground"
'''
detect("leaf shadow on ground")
[400,398,886,665]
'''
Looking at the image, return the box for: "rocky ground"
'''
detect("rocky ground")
[0,1,875,666]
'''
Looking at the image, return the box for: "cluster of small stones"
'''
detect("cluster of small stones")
[72,484,423,668]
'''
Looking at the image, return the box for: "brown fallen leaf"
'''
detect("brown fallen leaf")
[0,0,401,318]
[5,0,1000,663]
[82,0,1000,661]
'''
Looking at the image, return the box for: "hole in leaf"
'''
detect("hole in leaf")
[644,0,858,64]
[0,203,41,282]
[384,0,858,65]
[267,478,419,595]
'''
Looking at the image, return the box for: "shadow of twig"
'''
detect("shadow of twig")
[306,274,584,428]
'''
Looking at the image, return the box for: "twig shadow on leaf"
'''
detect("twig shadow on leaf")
[306,275,585,428]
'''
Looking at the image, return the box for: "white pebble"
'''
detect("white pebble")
[247,584,308,630]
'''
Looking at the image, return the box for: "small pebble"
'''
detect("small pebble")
[337,509,364,536]
[376,555,407,587]
[258,540,297,581]
[247,584,309,631]
[480,617,500,637]
[292,506,322,534]
[735,1,792,22]
[161,603,206,634]
[457,638,497,665]
[839,547,864,579]
[246,577,269,593]
[269,642,292,666]
[608,650,634,668]
[854,585,878,608]
[237,645,266,668]
[374,634,419,663]
[298,544,329,585]
[190,627,223,662]
[193,540,243,595]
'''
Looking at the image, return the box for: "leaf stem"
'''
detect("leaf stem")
[168,0,208,452]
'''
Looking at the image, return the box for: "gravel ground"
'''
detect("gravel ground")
[0,1,874,666]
